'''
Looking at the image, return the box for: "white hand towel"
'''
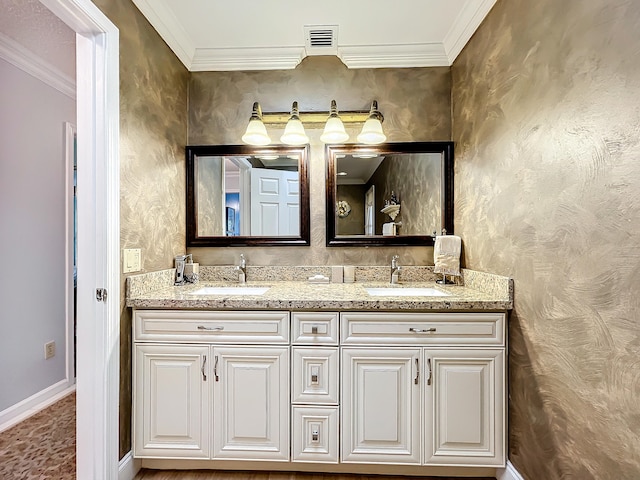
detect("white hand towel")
[382,222,396,236]
[433,235,461,276]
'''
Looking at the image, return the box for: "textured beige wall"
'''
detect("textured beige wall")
[336,184,366,235]
[93,0,189,458]
[197,156,224,236]
[452,0,640,478]
[188,57,451,266]
[369,153,442,235]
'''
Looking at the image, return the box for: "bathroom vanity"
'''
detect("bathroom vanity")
[127,267,512,477]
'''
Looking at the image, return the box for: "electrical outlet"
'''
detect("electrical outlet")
[123,248,142,273]
[44,341,56,360]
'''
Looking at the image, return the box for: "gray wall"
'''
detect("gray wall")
[188,57,451,266]
[93,0,189,458]
[452,0,640,478]
[0,57,75,411]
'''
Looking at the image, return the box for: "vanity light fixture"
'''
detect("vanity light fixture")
[357,100,386,144]
[241,102,271,146]
[320,100,349,143]
[241,100,386,145]
[280,101,309,145]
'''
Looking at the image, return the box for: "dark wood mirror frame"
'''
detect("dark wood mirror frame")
[326,141,454,247]
[186,144,310,247]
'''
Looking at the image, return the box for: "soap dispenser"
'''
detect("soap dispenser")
[174,254,188,285]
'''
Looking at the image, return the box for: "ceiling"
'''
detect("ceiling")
[132,0,497,71]
[0,0,75,78]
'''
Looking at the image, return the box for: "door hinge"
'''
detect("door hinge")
[96,288,108,302]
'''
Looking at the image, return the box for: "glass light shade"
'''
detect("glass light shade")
[280,117,309,145]
[242,118,271,145]
[320,116,349,143]
[357,117,387,144]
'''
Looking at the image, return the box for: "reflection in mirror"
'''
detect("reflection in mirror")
[326,142,453,246]
[187,145,310,247]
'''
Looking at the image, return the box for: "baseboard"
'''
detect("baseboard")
[497,460,525,480]
[0,380,75,433]
[119,451,141,480]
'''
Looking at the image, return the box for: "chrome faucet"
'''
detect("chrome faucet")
[235,253,247,283]
[390,255,401,284]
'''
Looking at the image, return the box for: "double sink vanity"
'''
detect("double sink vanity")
[126,265,512,477]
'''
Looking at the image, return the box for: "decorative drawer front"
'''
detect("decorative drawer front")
[292,406,339,464]
[134,310,289,343]
[341,312,505,346]
[292,347,339,405]
[292,312,339,345]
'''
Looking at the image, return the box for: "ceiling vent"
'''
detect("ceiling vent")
[304,25,338,56]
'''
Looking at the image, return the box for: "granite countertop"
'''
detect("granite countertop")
[127,278,512,311]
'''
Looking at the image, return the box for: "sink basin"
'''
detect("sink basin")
[190,286,270,296]
[365,287,450,297]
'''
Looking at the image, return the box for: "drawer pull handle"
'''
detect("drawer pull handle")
[426,358,432,386]
[409,327,436,334]
[201,355,207,382]
[311,325,319,334]
[197,325,224,331]
[414,357,419,385]
[214,355,219,382]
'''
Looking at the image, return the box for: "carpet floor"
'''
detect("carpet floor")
[0,392,76,479]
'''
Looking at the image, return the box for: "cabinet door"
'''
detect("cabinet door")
[133,344,209,458]
[212,346,289,461]
[424,348,505,466]
[341,347,421,464]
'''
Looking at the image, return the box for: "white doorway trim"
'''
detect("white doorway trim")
[64,121,76,385]
[39,1,120,478]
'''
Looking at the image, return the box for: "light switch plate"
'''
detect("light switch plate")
[123,248,141,273]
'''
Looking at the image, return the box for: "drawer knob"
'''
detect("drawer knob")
[409,327,437,334]
[197,325,224,331]
[311,325,318,334]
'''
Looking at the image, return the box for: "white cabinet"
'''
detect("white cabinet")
[212,346,289,461]
[341,347,421,464]
[133,310,290,461]
[291,312,340,464]
[133,344,209,458]
[424,349,504,466]
[341,312,506,468]
[133,308,506,471]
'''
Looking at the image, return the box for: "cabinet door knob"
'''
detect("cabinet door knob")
[414,357,419,385]
[426,357,432,386]
[214,355,219,382]
[201,355,207,382]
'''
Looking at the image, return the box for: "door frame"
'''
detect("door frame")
[39,0,120,478]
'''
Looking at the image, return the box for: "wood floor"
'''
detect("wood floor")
[134,470,494,480]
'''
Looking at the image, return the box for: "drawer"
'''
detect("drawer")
[133,310,289,343]
[292,406,339,464]
[341,312,505,346]
[292,347,339,405]
[292,312,339,345]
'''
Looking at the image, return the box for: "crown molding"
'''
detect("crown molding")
[338,43,450,69]
[443,0,498,64]
[131,0,195,69]
[0,31,75,99]
[190,46,306,72]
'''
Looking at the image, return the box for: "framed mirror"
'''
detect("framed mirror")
[186,144,310,246]
[326,141,453,246]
